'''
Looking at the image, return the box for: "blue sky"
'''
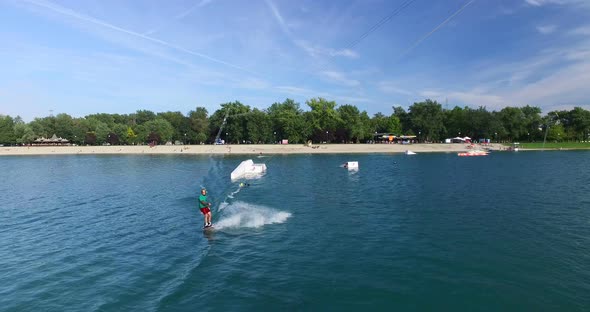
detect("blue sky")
[1,0,589,121]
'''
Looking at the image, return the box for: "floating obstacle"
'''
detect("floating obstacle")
[343,161,359,170]
[405,150,417,155]
[230,159,267,181]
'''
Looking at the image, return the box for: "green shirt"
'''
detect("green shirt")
[199,194,208,209]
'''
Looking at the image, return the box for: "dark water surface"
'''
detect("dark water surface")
[1,152,589,311]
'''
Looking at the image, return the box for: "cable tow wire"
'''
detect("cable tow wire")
[217,0,419,124]
[206,0,477,144]
[398,0,475,59]
[342,0,417,51]
[292,0,417,89]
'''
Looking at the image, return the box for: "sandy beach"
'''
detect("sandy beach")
[0,143,506,156]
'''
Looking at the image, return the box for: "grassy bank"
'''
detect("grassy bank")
[509,142,590,149]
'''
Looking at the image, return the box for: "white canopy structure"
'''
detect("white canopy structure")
[230,159,267,181]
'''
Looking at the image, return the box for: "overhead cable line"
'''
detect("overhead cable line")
[217,0,419,127]
[342,0,417,51]
[216,0,477,138]
[187,0,421,142]
[295,0,418,88]
[398,0,475,59]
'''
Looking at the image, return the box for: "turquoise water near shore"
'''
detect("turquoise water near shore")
[1,152,589,311]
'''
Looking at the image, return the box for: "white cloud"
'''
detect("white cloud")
[143,0,215,35]
[331,49,359,58]
[273,85,369,104]
[570,25,590,36]
[264,0,292,36]
[320,71,360,87]
[295,40,359,59]
[525,0,590,8]
[426,38,590,111]
[274,85,311,95]
[235,77,271,90]
[19,0,256,74]
[420,90,443,98]
[264,0,359,60]
[525,0,546,5]
[510,61,590,107]
[447,91,505,108]
[378,81,411,95]
[536,25,557,34]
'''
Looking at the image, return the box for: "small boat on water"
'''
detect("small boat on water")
[458,150,488,157]
[405,150,416,155]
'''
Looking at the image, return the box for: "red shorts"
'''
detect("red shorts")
[200,207,211,215]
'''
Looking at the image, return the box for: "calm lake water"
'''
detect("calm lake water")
[1,151,589,311]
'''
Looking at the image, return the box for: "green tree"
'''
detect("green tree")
[111,124,128,145]
[85,132,97,145]
[188,107,209,144]
[444,106,467,138]
[142,118,175,143]
[568,107,590,141]
[393,106,412,134]
[132,110,156,125]
[209,102,250,144]
[465,106,495,139]
[307,97,340,142]
[71,118,88,145]
[158,111,190,142]
[106,132,120,145]
[85,113,115,127]
[409,100,445,142]
[111,114,131,126]
[267,99,309,144]
[54,113,75,140]
[520,105,542,141]
[359,111,373,142]
[126,127,138,144]
[0,115,16,144]
[547,123,565,142]
[29,116,56,138]
[386,114,402,134]
[95,122,111,145]
[371,113,390,133]
[498,107,525,142]
[337,104,368,143]
[14,121,35,145]
[246,108,272,143]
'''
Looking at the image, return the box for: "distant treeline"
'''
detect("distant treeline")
[1,98,589,145]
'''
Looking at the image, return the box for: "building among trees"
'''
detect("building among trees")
[32,134,70,146]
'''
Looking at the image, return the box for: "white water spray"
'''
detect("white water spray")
[215,201,291,229]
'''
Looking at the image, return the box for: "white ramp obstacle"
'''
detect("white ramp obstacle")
[344,161,359,170]
[231,159,267,181]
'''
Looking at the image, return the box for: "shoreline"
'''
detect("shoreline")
[0,143,510,156]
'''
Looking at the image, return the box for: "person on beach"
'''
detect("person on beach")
[199,188,212,227]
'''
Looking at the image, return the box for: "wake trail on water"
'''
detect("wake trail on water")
[198,156,289,230]
[214,201,291,230]
[226,185,242,199]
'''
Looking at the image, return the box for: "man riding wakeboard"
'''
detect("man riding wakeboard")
[199,188,212,228]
